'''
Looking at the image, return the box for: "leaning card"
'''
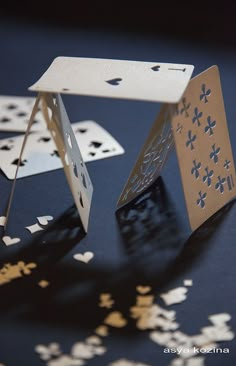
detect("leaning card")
[172,65,236,231]
[0,121,124,179]
[0,95,45,132]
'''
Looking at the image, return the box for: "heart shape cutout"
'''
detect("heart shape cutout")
[136,285,151,294]
[73,251,94,263]
[106,78,122,86]
[2,235,21,246]
[104,311,127,328]
[37,215,53,226]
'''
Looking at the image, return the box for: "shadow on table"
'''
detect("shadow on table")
[0,177,234,334]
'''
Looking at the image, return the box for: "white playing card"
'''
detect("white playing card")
[41,92,93,232]
[0,121,124,179]
[0,95,45,132]
[29,57,194,103]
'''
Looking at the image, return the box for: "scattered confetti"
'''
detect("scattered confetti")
[160,287,188,305]
[38,280,50,288]
[37,215,54,226]
[25,223,44,234]
[95,325,109,337]
[104,311,127,328]
[2,235,21,246]
[183,280,193,287]
[136,286,151,294]
[35,343,61,361]
[99,293,115,309]
[47,355,84,366]
[0,261,37,285]
[73,251,94,264]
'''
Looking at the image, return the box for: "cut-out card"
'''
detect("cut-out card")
[4,57,196,233]
[0,120,124,179]
[118,65,236,231]
[0,95,45,132]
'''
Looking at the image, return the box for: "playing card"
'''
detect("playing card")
[117,104,174,207]
[41,92,93,232]
[0,95,45,132]
[171,66,236,231]
[29,57,194,103]
[0,121,124,179]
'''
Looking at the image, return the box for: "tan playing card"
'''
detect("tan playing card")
[117,104,174,207]
[172,65,236,231]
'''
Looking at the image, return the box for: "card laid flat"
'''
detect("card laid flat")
[0,121,124,179]
[117,104,174,208]
[0,95,45,132]
[29,57,194,103]
[171,65,236,231]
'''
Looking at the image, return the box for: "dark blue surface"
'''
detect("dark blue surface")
[0,16,236,366]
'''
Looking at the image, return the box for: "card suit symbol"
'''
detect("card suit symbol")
[86,336,102,345]
[160,287,188,305]
[106,78,122,86]
[200,83,211,103]
[0,145,12,151]
[11,158,27,167]
[224,159,231,170]
[79,193,84,207]
[35,343,61,361]
[32,119,39,124]
[203,167,213,187]
[186,130,196,150]
[81,173,87,188]
[0,117,11,123]
[2,236,21,246]
[95,325,109,337]
[136,286,151,294]
[17,111,27,117]
[204,116,216,136]
[73,251,94,263]
[38,280,50,288]
[37,215,53,226]
[76,128,87,134]
[191,160,201,179]
[151,65,160,71]
[71,342,94,359]
[25,223,44,234]
[99,293,114,309]
[196,191,207,208]
[51,150,60,157]
[102,149,111,153]
[38,137,51,142]
[215,175,226,193]
[209,144,220,163]
[7,104,17,110]
[73,163,79,178]
[88,152,96,157]
[89,141,102,149]
[104,311,127,328]
[66,133,73,149]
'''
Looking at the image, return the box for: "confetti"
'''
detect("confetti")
[99,293,115,309]
[104,311,127,328]
[0,261,37,285]
[25,223,44,234]
[73,251,94,264]
[160,287,188,305]
[0,216,6,226]
[38,280,50,288]
[183,280,193,287]
[95,325,109,337]
[35,343,61,361]
[109,359,151,366]
[2,235,21,246]
[37,215,54,226]
[136,286,152,294]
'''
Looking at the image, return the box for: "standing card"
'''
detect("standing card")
[40,93,93,232]
[0,95,45,132]
[0,121,124,179]
[171,66,236,231]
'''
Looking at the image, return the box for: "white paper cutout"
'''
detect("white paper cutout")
[2,235,21,246]
[73,251,94,263]
[25,223,44,234]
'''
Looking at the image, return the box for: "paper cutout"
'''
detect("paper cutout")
[37,215,53,226]
[160,287,188,305]
[99,293,115,309]
[109,360,151,366]
[104,311,127,328]
[29,57,194,103]
[136,286,151,294]
[35,343,62,361]
[2,235,21,246]
[118,65,236,232]
[38,280,50,288]
[95,325,109,337]
[25,223,44,234]
[184,279,193,287]
[0,216,6,226]
[0,261,37,285]
[73,251,94,263]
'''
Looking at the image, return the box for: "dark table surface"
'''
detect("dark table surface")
[0,16,236,366]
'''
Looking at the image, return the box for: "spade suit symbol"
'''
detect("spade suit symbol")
[106,78,122,86]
